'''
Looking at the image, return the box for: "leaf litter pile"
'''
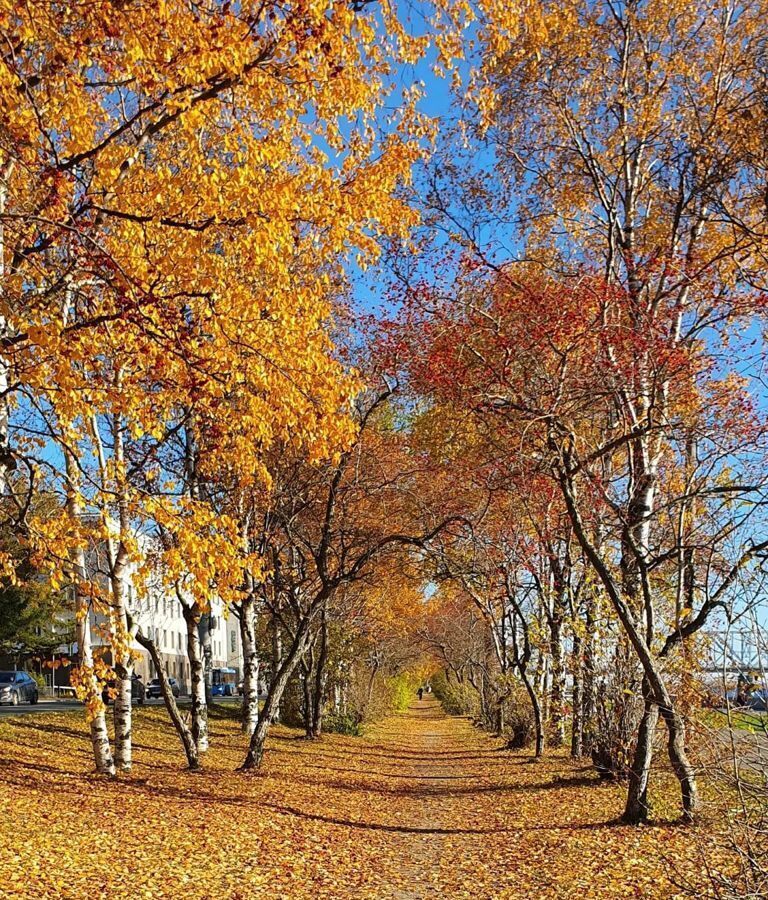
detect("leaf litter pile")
[0,702,732,899]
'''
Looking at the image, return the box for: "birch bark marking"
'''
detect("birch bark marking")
[0,160,16,495]
[239,592,260,737]
[182,600,209,753]
[64,451,115,776]
[111,404,135,773]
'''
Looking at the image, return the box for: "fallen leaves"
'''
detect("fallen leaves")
[0,703,732,899]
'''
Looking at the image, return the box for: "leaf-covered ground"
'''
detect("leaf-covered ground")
[0,701,729,899]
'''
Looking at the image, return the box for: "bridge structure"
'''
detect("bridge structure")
[703,628,767,676]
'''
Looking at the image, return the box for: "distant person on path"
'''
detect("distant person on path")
[737,672,747,705]
[417,687,423,701]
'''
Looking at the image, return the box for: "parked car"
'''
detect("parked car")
[748,688,768,712]
[0,671,39,705]
[102,674,145,706]
[146,677,180,700]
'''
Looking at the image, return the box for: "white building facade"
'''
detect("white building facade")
[79,536,245,696]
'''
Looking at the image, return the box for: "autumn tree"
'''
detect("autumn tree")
[0,0,461,773]
[238,381,465,769]
[398,268,768,823]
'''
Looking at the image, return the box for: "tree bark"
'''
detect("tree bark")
[521,666,544,758]
[571,630,583,758]
[581,593,597,756]
[239,594,259,737]
[311,610,329,739]
[113,657,133,773]
[64,449,114,776]
[110,556,133,773]
[623,679,658,823]
[137,631,200,770]
[549,612,565,746]
[560,464,700,821]
[365,662,379,711]
[183,602,208,753]
[270,618,283,723]
[108,404,135,774]
[301,652,315,738]
[0,162,15,496]
[199,612,214,706]
[659,704,698,822]
[240,614,314,770]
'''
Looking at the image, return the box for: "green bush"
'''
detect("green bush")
[323,711,363,736]
[388,672,420,712]
[431,671,478,717]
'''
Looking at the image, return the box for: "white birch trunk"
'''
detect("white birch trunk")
[64,452,114,775]
[183,603,209,753]
[0,161,14,496]
[110,406,134,773]
[239,594,259,737]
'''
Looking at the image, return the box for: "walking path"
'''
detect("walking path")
[256,700,709,899]
[0,699,717,899]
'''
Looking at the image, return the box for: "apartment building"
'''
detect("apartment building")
[91,582,243,695]
[42,534,245,696]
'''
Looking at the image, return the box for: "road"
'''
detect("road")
[0,696,243,716]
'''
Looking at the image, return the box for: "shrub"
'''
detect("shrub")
[503,692,535,749]
[431,671,478,717]
[323,711,363,736]
[388,672,420,712]
[590,660,643,780]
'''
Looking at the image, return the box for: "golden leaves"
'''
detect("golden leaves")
[0,704,733,899]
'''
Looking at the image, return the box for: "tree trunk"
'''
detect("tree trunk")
[0,163,15,496]
[199,612,214,706]
[301,653,315,738]
[520,666,544,758]
[623,679,658,824]
[137,631,200,771]
[113,661,133,773]
[111,561,134,773]
[239,594,259,737]
[183,603,208,753]
[549,613,565,746]
[109,406,135,774]
[571,630,583,758]
[562,469,700,821]
[311,611,329,739]
[365,663,379,711]
[270,618,283,723]
[660,704,699,822]
[240,615,314,770]
[64,449,114,776]
[581,594,597,756]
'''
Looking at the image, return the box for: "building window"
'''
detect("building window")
[230,630,236,653]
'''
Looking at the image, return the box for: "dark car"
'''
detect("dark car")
[0,671,39,705]
[146,677,180,700]
[102,674,145,706]
[748,688,768,712]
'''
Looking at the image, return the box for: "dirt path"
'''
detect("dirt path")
[0,700,721,899]
[262,700,713,899]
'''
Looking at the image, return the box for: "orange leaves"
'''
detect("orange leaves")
[0,0,468,691]
[0,704,732,899]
